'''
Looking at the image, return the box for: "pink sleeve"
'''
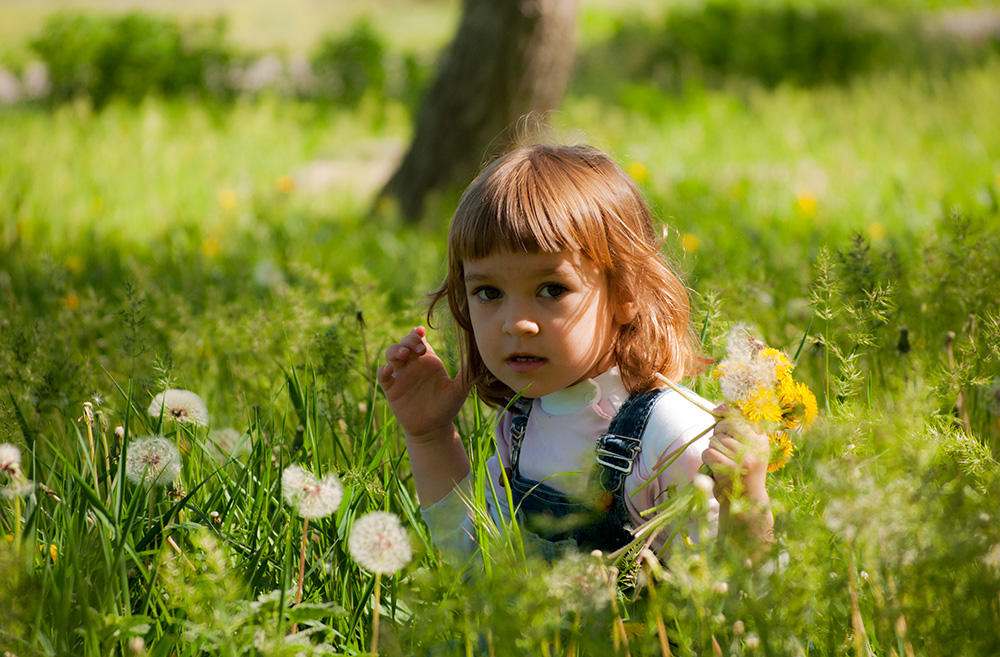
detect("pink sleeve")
[622,391,718,546]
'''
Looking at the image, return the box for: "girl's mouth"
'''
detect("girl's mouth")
[506,355,546,373]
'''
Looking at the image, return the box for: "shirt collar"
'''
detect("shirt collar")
[538,367,625,416]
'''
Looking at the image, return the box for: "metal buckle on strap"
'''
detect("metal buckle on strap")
[594,433,642,474]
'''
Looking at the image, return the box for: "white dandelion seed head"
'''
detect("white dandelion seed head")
[282,465,343,518]
[2,479,35,499]
[1,443,22,474]
[544,553,616,614]
[126,436,182,487]
[115,425,125,439]
[693,473,715,494]
[716,324,777,402]
[348,511,412,575]
[148,389,209,427]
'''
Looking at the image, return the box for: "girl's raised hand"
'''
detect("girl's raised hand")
[702,404,769,503]
[377,326,471,442]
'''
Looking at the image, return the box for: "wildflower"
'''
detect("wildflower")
[710,324,818,472]
[626,161,649,184]
[348,511,412,575]
[115,426,125,439]
[693,473,715,494]
[281,465,343,519]
[276,174,295,194]
[201,237,219,257]
[544,553,615,614]
[148,389,209,427]
[794,191,817,219]
[2,480,36,499]
[0,443,22,475]
[218,188,238,211]
[712,581,729,595]
[868,222,886,241]
[126,436,182,487]
[60,292,80,311]
[64,255,83,274]
[745,633,760,649]
[681,233,700,253]
[733,620,745,636]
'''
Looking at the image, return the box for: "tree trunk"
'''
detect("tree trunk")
[381,0,578,222]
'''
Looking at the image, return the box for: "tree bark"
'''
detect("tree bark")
[381,0,578,222]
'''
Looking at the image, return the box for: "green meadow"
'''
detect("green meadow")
[1,1,999,654]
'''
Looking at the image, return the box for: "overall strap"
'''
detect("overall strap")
[594,389,666,494]
[508,400,531,472]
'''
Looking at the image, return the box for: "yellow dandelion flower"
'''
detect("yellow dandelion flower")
[626,161,649,185]
[768,431,795,473]
[60,292,80,311]
[741,387,783,425]
[763,347,793,379]
[276,174,295,194]
[64,255,83,274]
[794,191,817,219]
[778,379,818,431]
[795,381,818,427]
[218,188,238,211]
[868,222,886,241]
[201,237,219,257]
[39,544,57,562]
[681,233,700,253]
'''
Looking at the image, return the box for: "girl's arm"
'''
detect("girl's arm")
[701,409,774,546]
[377,326,472,508]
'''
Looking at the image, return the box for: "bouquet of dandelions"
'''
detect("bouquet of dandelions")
[627,325,818,553]
[703,324,818,472]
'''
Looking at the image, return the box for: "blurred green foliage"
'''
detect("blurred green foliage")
[312,20,388,107]
[576,0,1000,99]
[31,13,230,107]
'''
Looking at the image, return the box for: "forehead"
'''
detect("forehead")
[463,250,604,283]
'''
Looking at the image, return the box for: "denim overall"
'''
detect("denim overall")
[507,389,667,553]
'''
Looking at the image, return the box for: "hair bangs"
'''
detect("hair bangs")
[448,148,612,266]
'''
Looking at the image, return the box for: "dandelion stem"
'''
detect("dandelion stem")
[371,572,382,656]
[292,515,309,634]
[654,374,723,418]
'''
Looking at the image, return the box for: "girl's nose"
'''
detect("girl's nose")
[502,304,539,337]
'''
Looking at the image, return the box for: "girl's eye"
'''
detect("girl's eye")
[539,284,567,298]
[474,286,502,301]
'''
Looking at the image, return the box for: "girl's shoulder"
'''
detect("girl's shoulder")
[636,386,716,466]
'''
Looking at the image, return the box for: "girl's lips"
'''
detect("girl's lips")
[506,355,546,373]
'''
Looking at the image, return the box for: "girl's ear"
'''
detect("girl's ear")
[614,299,638,325]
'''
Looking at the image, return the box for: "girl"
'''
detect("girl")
[377,144,772,562]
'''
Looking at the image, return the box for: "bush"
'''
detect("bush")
[30,13,231,107]
[311,20,387,106]
[575,1,1000,98]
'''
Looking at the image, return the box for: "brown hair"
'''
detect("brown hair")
[429,144,702,407]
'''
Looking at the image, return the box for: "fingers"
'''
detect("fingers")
[376,363,395,391]
[383,328,428,368]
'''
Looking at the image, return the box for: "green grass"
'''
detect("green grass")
[2,3,1000,655]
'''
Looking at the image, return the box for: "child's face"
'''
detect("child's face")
[463,249,623,398]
